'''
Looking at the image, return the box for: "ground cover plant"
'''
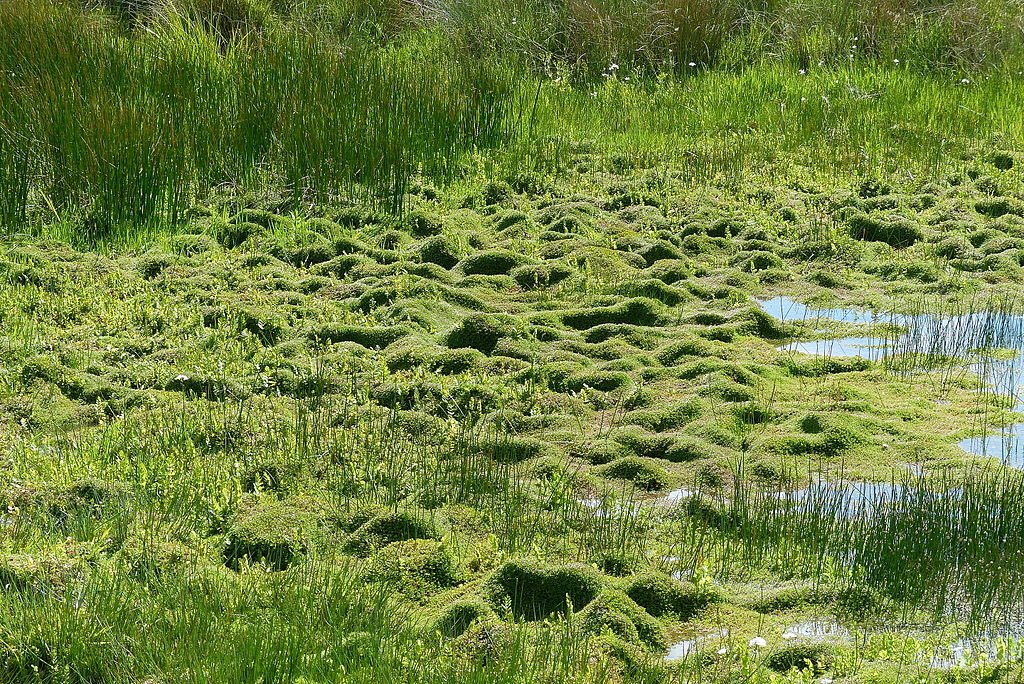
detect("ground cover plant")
[2,0,1024,682]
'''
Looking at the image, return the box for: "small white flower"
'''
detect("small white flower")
[590,91,598,98]
[820,679,834,684]
[688,61,696,67]
[799,69,806,75]
[609,62,619,71]
[961,78,970,84]
[623,76,630,81]
[782,631,798,641]
[175,374,190,382]
[716,647,728,655]
[749,636,767,648]
[893,58,900,64]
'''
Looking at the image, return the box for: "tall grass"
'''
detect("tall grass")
[692,465,1024,628]
[426,0,1024,75]
[521,65,1024,182]
[3,0,1023,238]
[0,1,521,232]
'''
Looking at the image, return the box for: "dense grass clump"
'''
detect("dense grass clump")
[0,1,521,229]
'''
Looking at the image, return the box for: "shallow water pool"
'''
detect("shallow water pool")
[759,297,1024,468]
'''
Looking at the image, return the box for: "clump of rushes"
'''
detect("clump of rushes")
[0,2,521,230]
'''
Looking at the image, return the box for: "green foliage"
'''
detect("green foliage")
[764,643,837,673]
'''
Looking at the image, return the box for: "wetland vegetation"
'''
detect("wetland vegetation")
[2,0,1024,682]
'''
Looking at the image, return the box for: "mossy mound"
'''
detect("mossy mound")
[118,534,198,579]
[419,235,463,269]
[782,355,871,377]
[136,251,176,278]
[343,510,442,557]
[406,208,443,237]
[240,458,297,493]
[596,457,669,491]
[445,313,528,355]
[577,589,667,649]
[848,212,924,247]
[655,337,718,365]
[457,250,532,276]
[308,323,409,349]
[731,306,792,339]
[749,586,828,613]
[431,598,494,638]
[45,478,130,523]
[222,496,324,570]
[571,439,626,465]
[0,554,55,593]
[764,643,837,673]
[484,559,603,620]
[624,572,718,619]
[448,618,516,665]
[168,233,218,257]
[312,254,374,278]
[611,429,677,460]
[476,434,557,464]
[562,298,666,330]
[625,400,703,432]
[511,262,573,289]
[976,197,1024,218]
[366,539,460,600]
[768,414,867,457]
